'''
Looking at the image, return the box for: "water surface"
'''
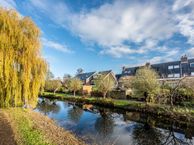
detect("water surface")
[35,98,194,145]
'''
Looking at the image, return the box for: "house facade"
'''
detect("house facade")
[75,72,96,94]
[76,72,96,85]
[93,70,118,87]
[120,55,194,79]
[76,70,117,94]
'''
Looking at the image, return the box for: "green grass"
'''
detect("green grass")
[5,108,53,145]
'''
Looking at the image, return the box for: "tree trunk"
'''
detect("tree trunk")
[54,87,59,95]
[103,92,106,99]
[170,95,173,107]
[74,90,76,97]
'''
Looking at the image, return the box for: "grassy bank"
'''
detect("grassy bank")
[3,108,85,145]
[41,92,194,123]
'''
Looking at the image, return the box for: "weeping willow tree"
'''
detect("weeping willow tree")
[0,8,47,108]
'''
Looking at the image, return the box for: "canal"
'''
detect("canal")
[35,98,194,145]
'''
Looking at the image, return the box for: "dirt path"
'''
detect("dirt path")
[0,110,16,145]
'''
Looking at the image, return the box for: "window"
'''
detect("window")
[191,72,194,76]
[190,63,194,68]
[127,70,131,74]
[174,73,180,78]
[124,70,131,74]
[174,65,180,69]
[168,74,173,78]
[168,65,173,69]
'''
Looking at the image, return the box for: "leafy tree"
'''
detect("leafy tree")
[68,78,82,96]
[44,79,62,94]
[0,8,47,108]
[132,67,160,103]
[118,76,133,89]
[94,74,115,98]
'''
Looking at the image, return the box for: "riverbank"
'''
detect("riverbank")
[41,92,194,124]
[0,108,85,145]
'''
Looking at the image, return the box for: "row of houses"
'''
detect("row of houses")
[76,55,194,93]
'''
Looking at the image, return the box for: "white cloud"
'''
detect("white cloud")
[100,45,135,58]
[28,0,178,57]
[29,0,70,27]
[42,38,72,53]
[70,1,176,46]
[0,0,16,9]
[173,0,193,11]
[173,0,194,45]
[19,0,194,58]
[187,47,194,57]
[150,49,180,63]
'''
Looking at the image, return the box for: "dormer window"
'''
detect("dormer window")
[168,66,173,69]
[190,63,194,68]
[174,65,179,69]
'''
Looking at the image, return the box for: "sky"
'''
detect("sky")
[1,0,194,77]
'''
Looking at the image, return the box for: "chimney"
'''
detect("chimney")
[145,62,151,68]
[181,55,188,63]
[122,66,126,73]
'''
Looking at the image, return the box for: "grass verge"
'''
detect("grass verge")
[3,108,85,145]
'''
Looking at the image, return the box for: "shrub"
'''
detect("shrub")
[174,87,194,105]
[91,91,103,98]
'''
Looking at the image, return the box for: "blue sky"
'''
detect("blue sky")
[1,0,194,77]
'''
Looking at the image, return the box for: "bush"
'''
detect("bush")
[174,87,194,105]
[109,90,126,99]
[91,91,103,98]
[156,88,171,104]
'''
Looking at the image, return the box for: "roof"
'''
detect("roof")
[98,70,112,76]
[76,72,96,81]
[124,57,194,71]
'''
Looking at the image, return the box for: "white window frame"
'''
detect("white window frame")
[174,73,180,78]
[168,74,173,78]
[190,63,194,68]
[168,65,173,70]
[174,65,180,69]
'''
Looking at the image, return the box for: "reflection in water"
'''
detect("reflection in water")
[36,99,60,115]
[132,123,164,145]
[35,98,194,145]
[162,123,193,145]
[95,109,114,137]
[67,105,83,123]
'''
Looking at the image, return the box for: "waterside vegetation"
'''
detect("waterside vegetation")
[41,92,194,124]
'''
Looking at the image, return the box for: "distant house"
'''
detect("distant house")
[75,70,118,94]
[76,71,96,85]
[117,55,194,79]
[75,72,96,94]
[94,70,118,87]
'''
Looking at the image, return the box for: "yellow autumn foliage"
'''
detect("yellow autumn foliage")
[0,8,47,108]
